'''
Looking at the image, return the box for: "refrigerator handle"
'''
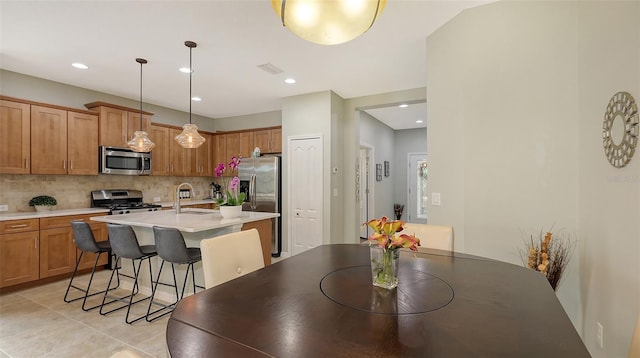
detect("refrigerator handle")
[250,173,257,210]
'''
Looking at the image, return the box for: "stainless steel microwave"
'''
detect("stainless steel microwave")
[99,146,151,175]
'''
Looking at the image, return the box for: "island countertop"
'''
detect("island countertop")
[90,208,279,233]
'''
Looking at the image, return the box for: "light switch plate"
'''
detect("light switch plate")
[153,197,161,202]
[0,204,8,211]
[431,193,441,206]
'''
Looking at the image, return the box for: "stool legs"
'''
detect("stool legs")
[99,255,154,324]
[145,260,202,322]
[64,251,120,311]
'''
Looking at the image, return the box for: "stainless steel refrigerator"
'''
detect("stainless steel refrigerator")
[238,156,282,257]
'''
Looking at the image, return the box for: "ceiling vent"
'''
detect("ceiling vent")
[257,62,284,75]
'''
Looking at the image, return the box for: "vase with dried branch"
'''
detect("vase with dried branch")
[520,229,575,291]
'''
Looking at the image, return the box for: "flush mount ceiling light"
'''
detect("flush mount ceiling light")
[191,96,202,102]
[284,78,296,84]
[127,58,155,152]
[175,41,206,149]
[398,104,408,108]
[72,62,88,69]
[271,0,387,45]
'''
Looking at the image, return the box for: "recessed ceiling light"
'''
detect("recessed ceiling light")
[284,78,296,84]
[399,104,408,108]
[179,67,192,73]
[416,120,424,124]
[191,96,202,102]
[72,63,88,69]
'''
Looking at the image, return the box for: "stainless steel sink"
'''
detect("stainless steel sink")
[177,211,211,215]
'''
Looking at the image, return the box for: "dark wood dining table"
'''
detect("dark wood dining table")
[166,244,590,357]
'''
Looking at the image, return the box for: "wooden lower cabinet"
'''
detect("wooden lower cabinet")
[0,214,109,288]
[0,231,39,288]
[39,226,76,278]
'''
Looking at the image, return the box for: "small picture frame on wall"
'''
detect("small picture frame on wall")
[376,164,382,181]
[384,161,390,177]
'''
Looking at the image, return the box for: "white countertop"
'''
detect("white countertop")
[0,208,110,221]
[90,208,279,233]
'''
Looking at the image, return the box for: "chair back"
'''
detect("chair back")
[200,229,265,288]
[630,313,640,358]
[106,224,145,259]
[402,223,454,251]
[152,226,191,264]
[71,220,100,252]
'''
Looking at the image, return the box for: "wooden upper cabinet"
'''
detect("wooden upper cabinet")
[150,125,170,176]
[30,105,68,175]
[96,106,127,147]
[85,102,153,147]
[67,111,99,175]
[127,112,152,141]
[213,134,226,169]
[191,133,212,177]
[270,128,282,153]
[169,128,188,176]
[239,131,254,159]
[0,100,31,174]
[254,127,282,154]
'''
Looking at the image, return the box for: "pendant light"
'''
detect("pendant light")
[127,58,155,152]
[270,0,387,45]
[175,40,206,149]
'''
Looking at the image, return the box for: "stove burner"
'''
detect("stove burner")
[91,189,162,215]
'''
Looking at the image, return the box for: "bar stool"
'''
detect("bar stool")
[146,226,204,322]
[100,223,157,324]
[64,220,119,311]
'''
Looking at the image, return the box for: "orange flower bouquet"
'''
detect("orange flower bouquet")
[365,216,420,289]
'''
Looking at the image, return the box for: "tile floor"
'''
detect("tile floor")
[0,271,169,358]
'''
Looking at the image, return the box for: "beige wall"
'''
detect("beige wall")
[0,70,217,131]
[214,110,281,132]
[577,1,640,357]
[426,0,640,356]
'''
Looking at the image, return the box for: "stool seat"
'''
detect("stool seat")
[64,220,119,311]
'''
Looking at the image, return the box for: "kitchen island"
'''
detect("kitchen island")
[91,208,279,300]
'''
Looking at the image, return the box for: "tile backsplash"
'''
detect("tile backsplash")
[0,174,222,212]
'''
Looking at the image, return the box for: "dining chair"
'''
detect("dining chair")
[630,313,640,358]
[200,228,264,288]
[402,223,454,251]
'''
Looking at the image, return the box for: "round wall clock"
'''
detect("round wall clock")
[603,91,639,168]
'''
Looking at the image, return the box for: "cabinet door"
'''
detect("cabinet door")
[253,130,270,153]
[150,125,170,176]
[225,133,240,170]
[213,134,226,169]
[127,112,151,142]
[170,128,188,176]
[194,133,212,176]
[77,222,109,271]
[239,131,254,159]
[67,111,99,175]
[0,100,31,174]
[270,128,282,153]
[0,231,39,288]
[98,106,127,147]
[39,227,76,278]
[31,105,68,175]
[241,219,272,267]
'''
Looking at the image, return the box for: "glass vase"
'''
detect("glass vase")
[370,246,399,290]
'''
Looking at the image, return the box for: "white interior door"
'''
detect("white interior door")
[407,153,428,223]
[289,136,323,256]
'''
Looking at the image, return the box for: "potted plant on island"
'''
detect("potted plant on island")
[29,195,57,212]
[214,156,246,219]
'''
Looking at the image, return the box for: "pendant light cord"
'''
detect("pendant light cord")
[189,45,192,125]
[139,60,143,130]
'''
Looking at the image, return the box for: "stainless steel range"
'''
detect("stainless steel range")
[91,189,161,215]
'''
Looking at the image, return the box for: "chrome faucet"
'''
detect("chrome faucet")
[175,182,194,214]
